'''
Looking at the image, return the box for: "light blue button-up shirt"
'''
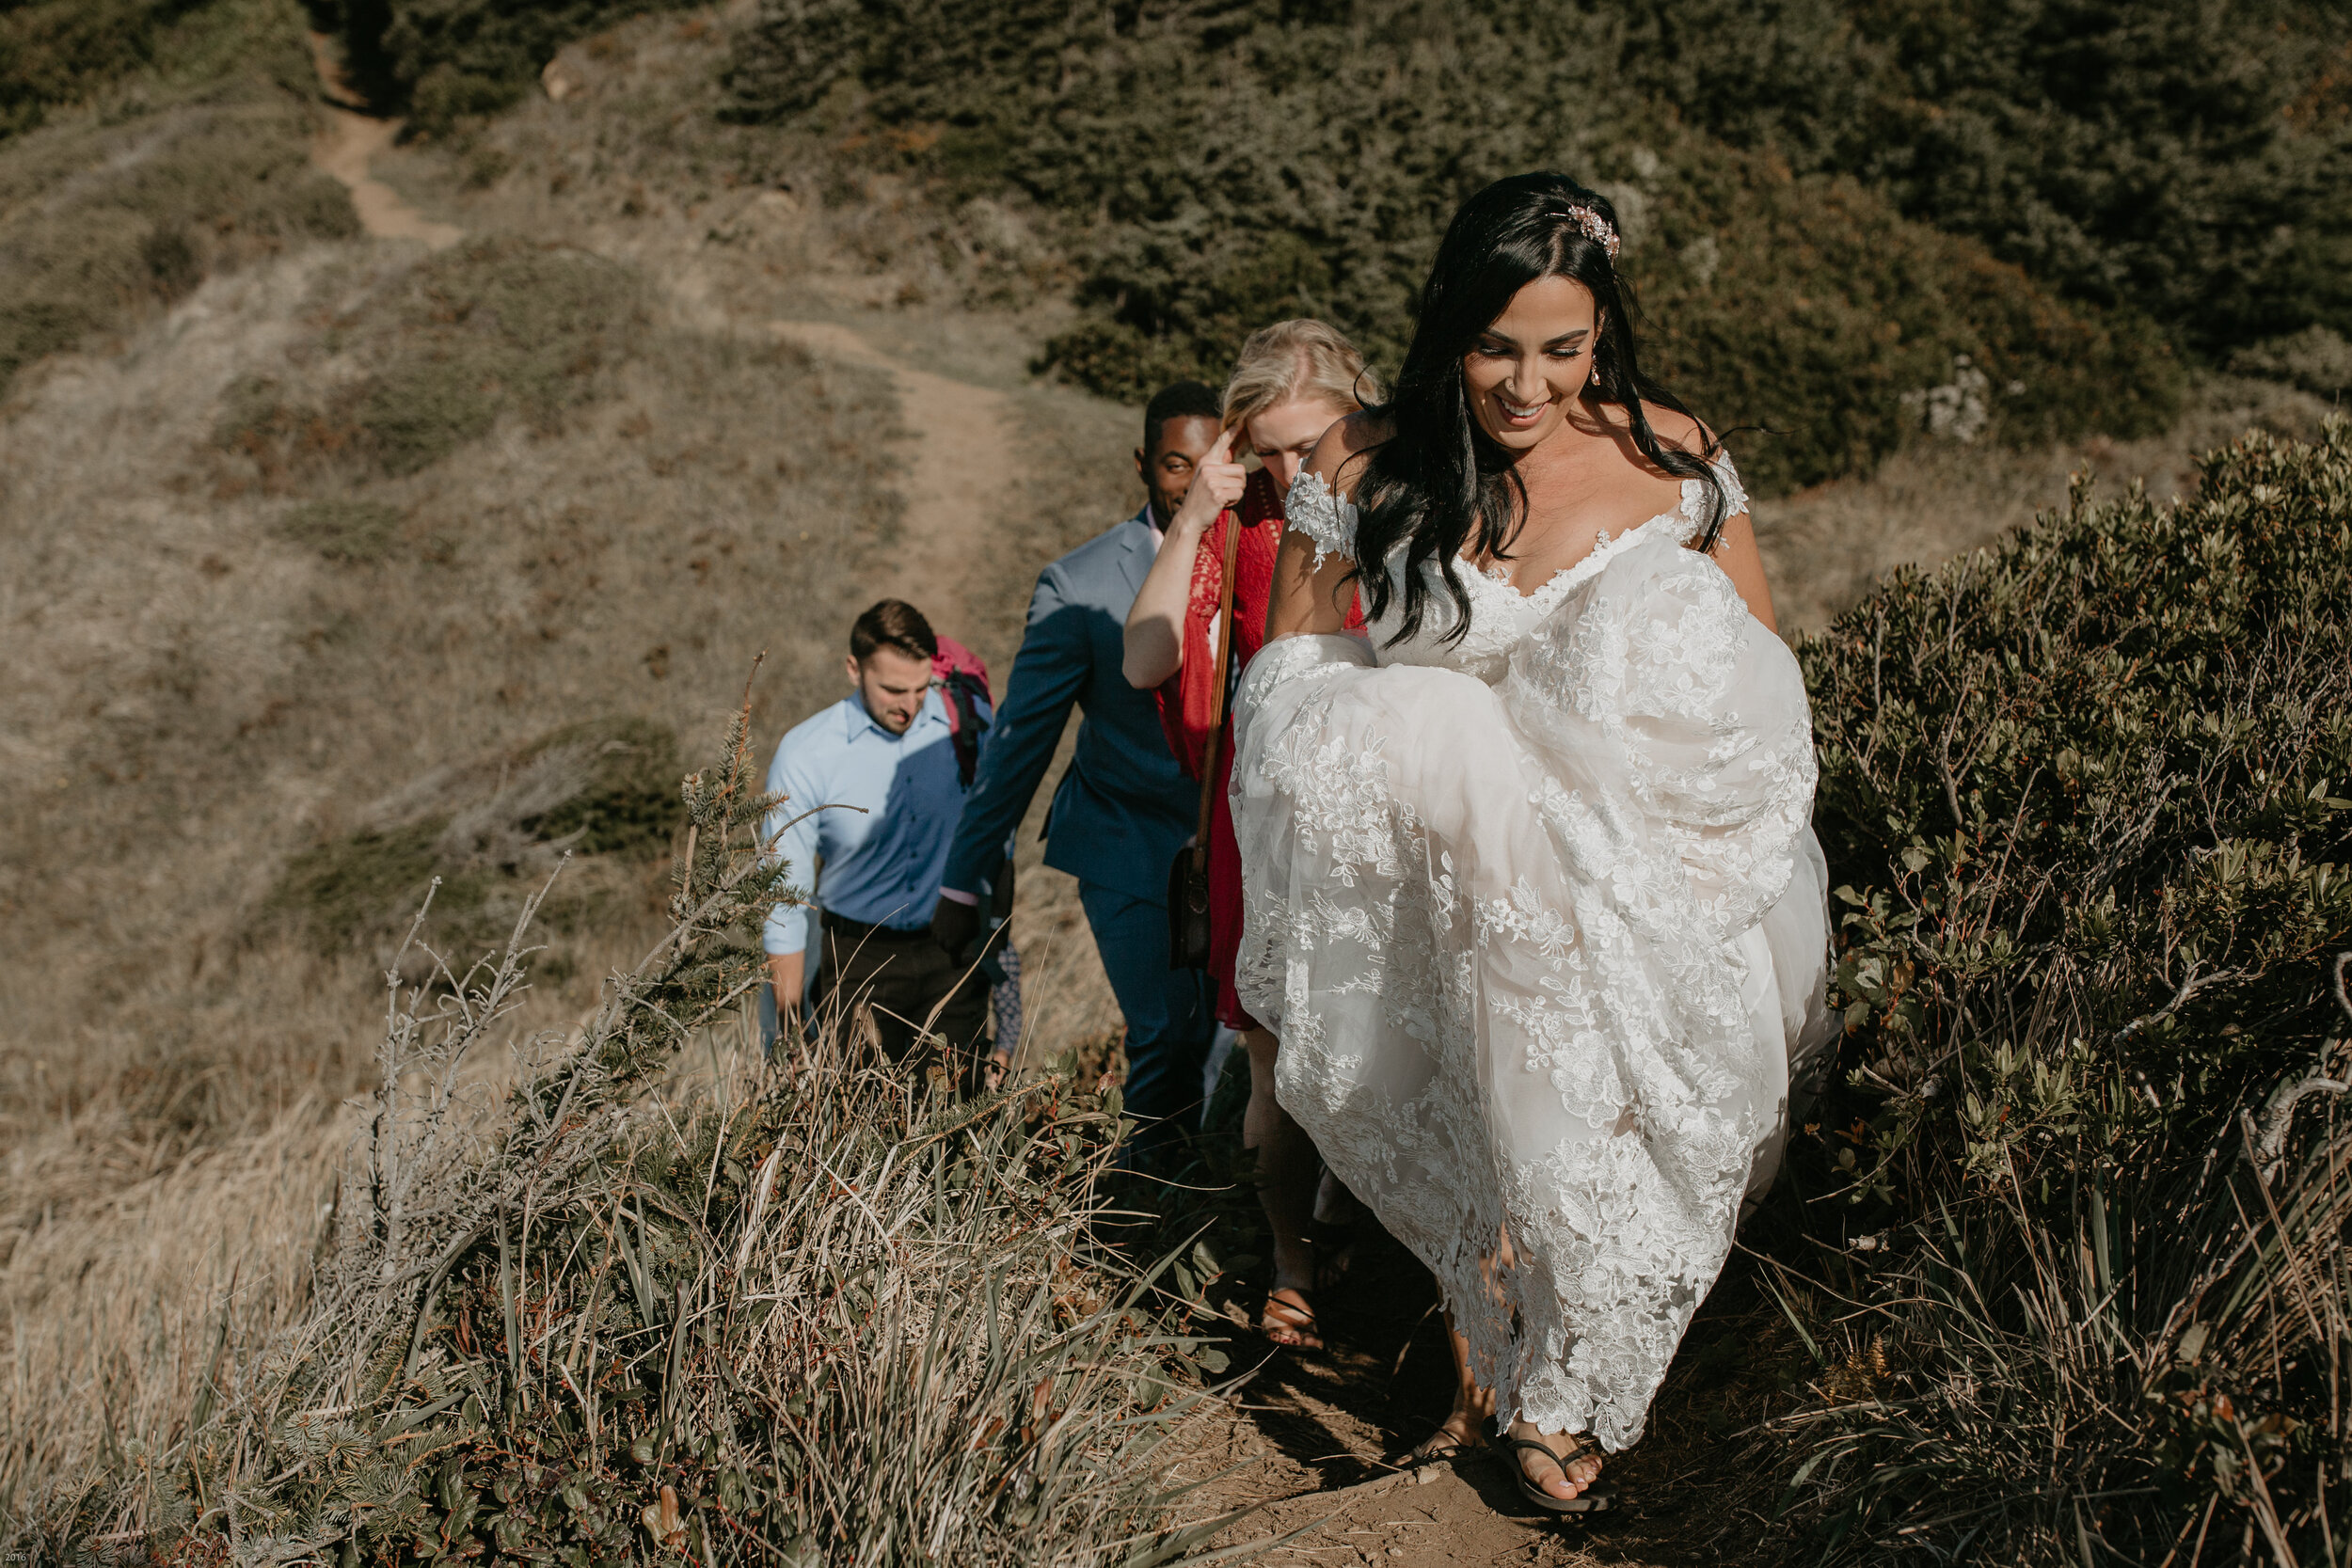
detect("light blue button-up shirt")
[759,688,986,956]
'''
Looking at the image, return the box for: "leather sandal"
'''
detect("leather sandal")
[1402,1424,1481,1465]
[1258,1287,1325,1352]
[1502,1434,1617,1515]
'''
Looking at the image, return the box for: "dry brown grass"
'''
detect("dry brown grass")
[0,17,1132,1517]
[0,218,904,1309]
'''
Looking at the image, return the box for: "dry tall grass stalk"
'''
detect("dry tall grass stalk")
[0,1100,343,1527]
[3,700,1228,1566]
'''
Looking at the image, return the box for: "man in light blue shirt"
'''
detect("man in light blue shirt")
[762,599,994,1086]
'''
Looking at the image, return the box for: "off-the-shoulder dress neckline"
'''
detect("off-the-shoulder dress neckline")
[1290,466,1731,606]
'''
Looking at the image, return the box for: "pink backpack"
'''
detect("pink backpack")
[930,635,992,784]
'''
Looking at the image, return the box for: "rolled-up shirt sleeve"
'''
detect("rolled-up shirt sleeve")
[760,738,821,956]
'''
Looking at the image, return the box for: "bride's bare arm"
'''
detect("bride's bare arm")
[1646,406,1779,635]
[1708,512,1777,635]
[1264,415,1383,642]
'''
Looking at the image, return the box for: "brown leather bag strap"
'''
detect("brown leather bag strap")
[1192,506,1245,864]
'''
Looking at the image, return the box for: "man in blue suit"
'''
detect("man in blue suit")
[932,382,1225,1148]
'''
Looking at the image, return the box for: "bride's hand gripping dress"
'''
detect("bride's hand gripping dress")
[1228,452,1838,1450]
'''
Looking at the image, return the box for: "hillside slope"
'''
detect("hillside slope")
[0,2,2342,1560]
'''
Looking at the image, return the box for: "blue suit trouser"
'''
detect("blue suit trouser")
[1079,879,1214,1146]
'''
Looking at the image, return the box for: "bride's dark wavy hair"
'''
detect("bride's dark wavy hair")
[1352,172,1727,647]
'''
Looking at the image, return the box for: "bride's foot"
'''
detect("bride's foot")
[1503,1420,1611,1513]
[1311,1169,1361,1291]
[1402,1404,1485,1465]
[1404,1359,1494,1464]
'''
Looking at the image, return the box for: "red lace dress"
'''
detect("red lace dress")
[1156,468,1360,1030]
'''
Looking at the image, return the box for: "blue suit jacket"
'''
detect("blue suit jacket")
[943,506,1195,906]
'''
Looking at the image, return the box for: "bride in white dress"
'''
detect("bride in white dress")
[1230,173,1836,1512]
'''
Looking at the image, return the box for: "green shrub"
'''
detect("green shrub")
[516,716,684,858]
[2232,325,2352,401]
[1617,142,2180,491]
[263,717,681,955]
[1806,422,2352,1126]
[1778,419,2352,1557]
[1581,0,2352,358]
[266,816,486,953]
[731,0,2182,494]
[0,0,196,140]
[210,240,647,485]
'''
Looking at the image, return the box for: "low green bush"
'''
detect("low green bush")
[267,816,484,954]
[516,717,685,858]
[2232,326,2352,402]
[0,0,202,140]
[1780,420,2352,1556]
[1595,0,2352,358]
[730,0,2182,494]
[220,240,647,482]
[264,717,682,956]
[1807,421,2352,1130]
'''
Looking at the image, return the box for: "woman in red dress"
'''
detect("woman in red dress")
[1123,319,1378,1348]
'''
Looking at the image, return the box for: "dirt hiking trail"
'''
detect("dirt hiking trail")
[763,320,1014,642]
[306,33,461,249]
[306,36,1002,640]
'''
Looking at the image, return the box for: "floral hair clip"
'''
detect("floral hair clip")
[1568,204,1621,260]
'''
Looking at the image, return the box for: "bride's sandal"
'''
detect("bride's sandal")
[1402,1423,1482,1465]
[1502,1435,1617,1516]
[1259,1287,1325,1351]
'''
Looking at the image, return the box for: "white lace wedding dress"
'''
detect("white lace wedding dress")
[1229,454,1836,1449]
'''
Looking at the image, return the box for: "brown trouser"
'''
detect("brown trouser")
[816,911,992,1094]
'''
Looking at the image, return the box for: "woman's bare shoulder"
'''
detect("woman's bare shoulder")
[1305,410,1393,499]
[1633,403,1718,461]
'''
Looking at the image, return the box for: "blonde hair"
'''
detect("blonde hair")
[1220,318,1381,430]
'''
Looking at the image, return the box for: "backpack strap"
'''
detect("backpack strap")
[943,671,986,787]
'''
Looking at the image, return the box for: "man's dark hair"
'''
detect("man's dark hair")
[1142,380,1221,455]
[850,598,938,663]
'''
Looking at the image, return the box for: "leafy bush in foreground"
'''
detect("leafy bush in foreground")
[1781,420,2352,1558]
